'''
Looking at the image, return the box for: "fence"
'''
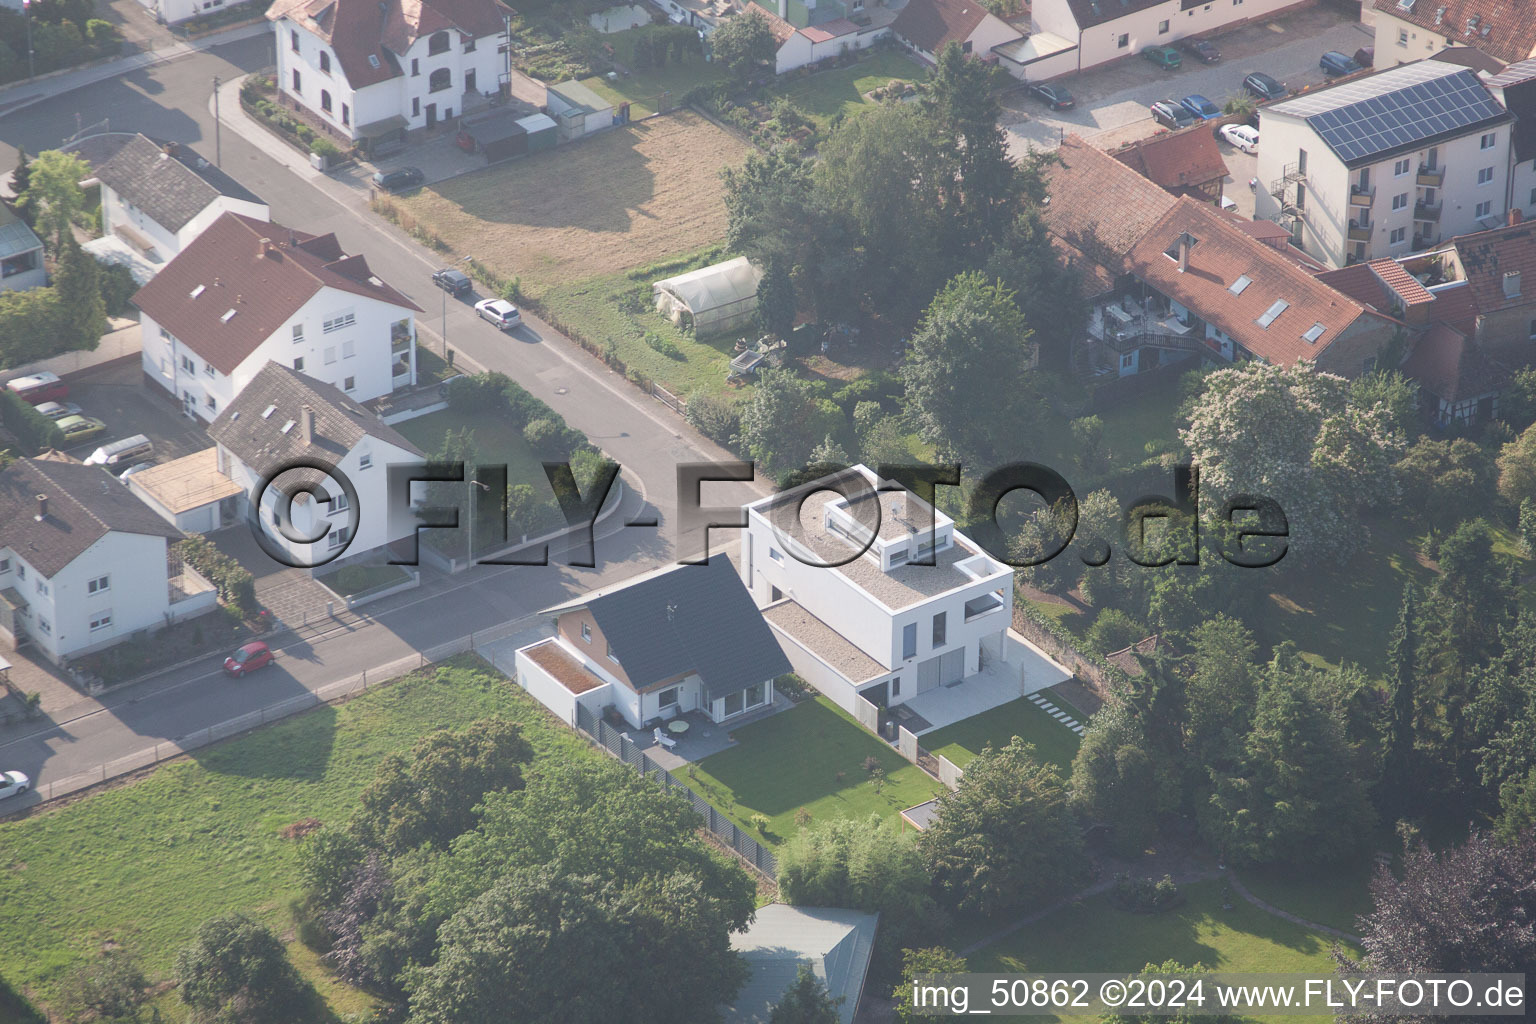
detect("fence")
[573,703,777,878]
[898,724,963,792]
[23,619,532,805]
[651,381,687,416]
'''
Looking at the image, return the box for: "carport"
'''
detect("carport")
[457,110,529,162]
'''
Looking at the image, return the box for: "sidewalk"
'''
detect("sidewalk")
[0,21,270,119]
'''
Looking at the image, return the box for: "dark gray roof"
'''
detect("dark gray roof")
[557,557,791,701]
[725,905,879,1024]
[0,458,184,578]
[93,134,266,233]
[206,362,424,477]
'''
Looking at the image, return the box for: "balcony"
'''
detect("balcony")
[963,591,1005,622]
[1087,301,1209,355]
[1414,200,1442,221]
[1349,185,1375,207]
[1348,221,1373,242]
[390,319,414,353]
[1417,165,1445,186]
[1412,233,1441,250]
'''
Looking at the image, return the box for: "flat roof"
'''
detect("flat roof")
[763,600,886,684]
[901,798,941,831]
[128,447,243,514]
[522,638,609,695]
[551,79,613,114]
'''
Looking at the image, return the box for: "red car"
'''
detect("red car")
[224,640,274,677]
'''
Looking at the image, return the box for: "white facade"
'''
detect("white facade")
[776,25,888,73]
[741,465,1013,713]
[100,186,268,265]
[141,287,418,422]
[152,0,240,27]
[1030,0,1301,74]
[271,15,511,139]
[1256,108,1512,266]
[896,11,1018,65]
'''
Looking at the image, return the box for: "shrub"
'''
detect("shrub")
[84,18,117,42]
[643,331,683,359]
[0,389,64,454]
[310,137,341,160]
[522,417,560,455]
[751,813,770,834]
[176,534,257,617]
[97,260,137,316]
[1111,873,1182,913]
[685,391,741,449]
[774,672,812,702]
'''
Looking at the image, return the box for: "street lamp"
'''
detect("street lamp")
[22,0,34,81]
[440,254,472,359]
[212,75,222,167]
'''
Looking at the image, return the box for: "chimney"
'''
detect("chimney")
[1475,314,1486,345]
[34,494,47,521]
[301,405,315,446]
[1177,235,1191,273]
[259,237,274,258]
[1511,209,1524,227]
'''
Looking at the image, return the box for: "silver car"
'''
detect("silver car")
[0,770,30,800]
[474,298,522,330]
[33,401,83,420]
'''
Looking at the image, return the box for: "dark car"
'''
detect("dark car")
[1028,82,1075,110]
[1243,72,1287,101]
[1354,46,1374,68]
[372,166,425,193]
[1150,99,1197,129]
[1141,45,1182,69]
[1320,50,1363,76]
[1181,37,1221,64]
[224,640,274,677]
[433,268,473,297]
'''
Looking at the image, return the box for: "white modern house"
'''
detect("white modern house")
[1028,0,1303,76]
[265,0,515,146]
[131,212,421,422]
[87,134,269,268]
[742,465,1064,734]
[0,458,216,665]
[1255,58,1515,267]
[206,362,426,568]
[515,556,793,731]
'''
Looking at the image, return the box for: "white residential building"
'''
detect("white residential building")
[131,212,421,422]
[1029,0,1304,76]
[206,362,427,568]
[266,0,514,147]
[0,458,215,665]
[1255,59,1515,267]
[88,135,269,267]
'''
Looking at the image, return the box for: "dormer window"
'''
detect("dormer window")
[1504,271,1522,299]
[428,30,450,55]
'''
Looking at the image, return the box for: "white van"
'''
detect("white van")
[84,434,153,469]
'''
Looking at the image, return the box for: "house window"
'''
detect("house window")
[1530,187,1536,206]
[1481,132,1497,149]
[1391,193,1407,211]
[322,311,355,333]
[0,250,37,278]
[180,355,195,373]
[204,361,215,377]
[328,525,351,549]
[745,682,764,708]
[932,612,946,647]
[1529,318,1536,338]
[89,612,112,632]
[428,30,451,55]
[1398,28,1409,44]
[1478,166,1495,185]
[319,51,331,74]
[429,68,451,93]
[324,346,337,364]
[1158,18,1169,32]
[342,340,356,358]
[768,547,784,564]
[292,69,301,93]
[0,559,9,574]
[16,564,24,580]
[343,375,355,392]
[342,103,350,126]
[412,97,421,117]
[37,617,50,636]
[321,89,332,113]
[1477,200,1493,217]
[1390,227,1406,244]
[891,676,900,696]
[606,641,619,664]
[359,453,373,470]
[329,491,349,514]
[581,621,592,642]
[659,686,679,707]
[294,356,305,371]
[902,623,917,659]
[293,324,304,342]
[724,691,745,716]
[36,578,48,597]
[411,58,420,76]
[88,574,109,594]
[290,29,299,51]
[1393,158,1410,176]
[464,34,477,51]
[206,394,217,411]
[1117,32,1129,47]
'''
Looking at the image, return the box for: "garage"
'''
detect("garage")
[457,110,529,163]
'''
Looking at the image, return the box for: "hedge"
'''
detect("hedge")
[442,372,593,461]
[176,534,258,617]
[0,388,64,455]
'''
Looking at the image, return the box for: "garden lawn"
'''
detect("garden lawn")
[977,880,1356,1024]
[323,563,411,597]
[776,50,928,129]
[394,408,549,492]
[0,657,588,1016]
[579,27,727,118]
[921,698,1080,776]
[1236,856,1376,937]
[684,697,942,846]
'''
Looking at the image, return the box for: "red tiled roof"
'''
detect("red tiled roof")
[1129,197,1388,367]
[1400,322,1507,401]
[1239,219,1294,242]
[1041,135,1177,278]
[131,213,422,376]
[1112,129,1229,193]
[1315,262,1395,310]
[891,0,995,54]
[1426,279,1480,331]
[1370,257,1437,306]
[1373,0,1536,65]
[1487,55,1536,85]
[742,1,795,45]
[801,17,859,42]
[1452,220,1536,315]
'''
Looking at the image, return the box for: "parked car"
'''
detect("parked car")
[1141,45,1182,69]
[372,166,425,193]
[224,640,274,677]
[1180,94,1222,120]
[1150,99,1197,129]
[84,434,152,468]
[1181,38,1221,64]
[117,462,155,481]
[475,298,522,330]
[0,771,29,801]
[1028,82,1075,110]
[56,415,107,444]
[1220,123,1260,153]
[1354,46,1374,68]
[1320,50,1363,76]
[1243,72,1287,101]
[34,400,84,420]
[5,372,67,405]
[432,268,473,297]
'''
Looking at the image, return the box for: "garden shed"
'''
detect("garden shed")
[517,113,559,153]
[653,256,762,336]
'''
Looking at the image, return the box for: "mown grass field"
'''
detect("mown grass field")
[0,658,588,1017]
[921,698,1081,776]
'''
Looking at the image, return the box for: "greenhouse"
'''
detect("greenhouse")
[653,256,762,336]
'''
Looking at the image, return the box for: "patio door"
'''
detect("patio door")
[916,656,941,694]
[425,103,437,128]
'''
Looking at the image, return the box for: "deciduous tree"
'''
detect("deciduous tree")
[710,7,776,83]
[738,368,842,480]
[769,966,843,1024]
[18,149,87,252]
[175,914,309,1024]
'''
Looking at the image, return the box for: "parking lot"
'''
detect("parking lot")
[1003,5,1374,155]
[47,358,214,466]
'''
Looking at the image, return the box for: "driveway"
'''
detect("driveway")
[1004,5,1375,155]
[53,357,213,464]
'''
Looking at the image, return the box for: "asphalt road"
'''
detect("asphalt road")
[0,38,769,799]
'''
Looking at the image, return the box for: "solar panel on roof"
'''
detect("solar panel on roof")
[1305,69,1504,163]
